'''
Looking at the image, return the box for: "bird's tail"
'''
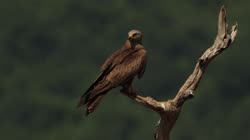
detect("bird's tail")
[85,95,104,116]
[84,85,111,115]
[77,80,112,115]
[77,69,110,108]
[77,95,87,108]
[77,80,110,108]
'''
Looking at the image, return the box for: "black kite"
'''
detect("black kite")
[77,30,147,115]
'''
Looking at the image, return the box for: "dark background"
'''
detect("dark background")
[0,0,249,140]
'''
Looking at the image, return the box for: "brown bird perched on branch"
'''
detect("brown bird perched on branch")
[77,30,147,116]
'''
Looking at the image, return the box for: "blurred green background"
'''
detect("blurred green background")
[0,0,249,140]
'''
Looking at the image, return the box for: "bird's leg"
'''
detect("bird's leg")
[121,79,136,96]
[128,85,136,96]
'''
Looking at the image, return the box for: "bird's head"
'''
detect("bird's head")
[128,30,142,43]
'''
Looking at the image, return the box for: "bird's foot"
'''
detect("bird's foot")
[120,86,136,96]
[129,86,136,95]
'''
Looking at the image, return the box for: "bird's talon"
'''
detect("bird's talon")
[128,87,137,96]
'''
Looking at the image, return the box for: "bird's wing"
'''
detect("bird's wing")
[77,47,146,108]
[101,49,121,72]
[77,48,132,107]
[106,48,147,87]
[138,51,147,79]
[85,48,144,100]
[77,67,110,108]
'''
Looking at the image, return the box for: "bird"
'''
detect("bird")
[77,30,147,116]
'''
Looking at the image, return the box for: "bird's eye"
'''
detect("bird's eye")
[133,33,138,37]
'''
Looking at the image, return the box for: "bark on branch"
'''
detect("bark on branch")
[121,5,238,140]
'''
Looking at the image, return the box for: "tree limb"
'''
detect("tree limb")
[121,87,164,113]
[121,5,238,140]
[172,5,238,108]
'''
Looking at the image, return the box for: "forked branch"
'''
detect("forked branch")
[121,5,238,140]
[172,5,238,108]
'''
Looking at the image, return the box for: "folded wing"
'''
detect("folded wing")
[77,47,146,115]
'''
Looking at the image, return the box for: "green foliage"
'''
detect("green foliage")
[0,0,249,140]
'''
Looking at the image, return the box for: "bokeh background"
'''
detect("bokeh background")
[0,0,249,140]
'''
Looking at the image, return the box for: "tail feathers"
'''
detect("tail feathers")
[77,78,112,108]
[84,87,111,115]
[77,85,97,108]
[85,95,104,116]
[77,81,110,108]
[77,89,110,116]
[77,80,112,116]
[77,90,91,108]
[77,71,108,108]
[77,98,86,108]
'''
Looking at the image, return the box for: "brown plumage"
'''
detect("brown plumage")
[77,30,147,116]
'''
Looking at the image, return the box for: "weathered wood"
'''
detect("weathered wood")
[121,5,238,140]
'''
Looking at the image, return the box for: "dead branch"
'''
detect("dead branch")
[121,5,238,140]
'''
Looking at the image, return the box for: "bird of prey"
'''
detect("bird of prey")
[77,30,147,116]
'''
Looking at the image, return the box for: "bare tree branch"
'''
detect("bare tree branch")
[121,88,165,114]
[121,5,238,140]
[172,5,238,108]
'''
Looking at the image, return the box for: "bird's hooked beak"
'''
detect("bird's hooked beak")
[128,34,133,39]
